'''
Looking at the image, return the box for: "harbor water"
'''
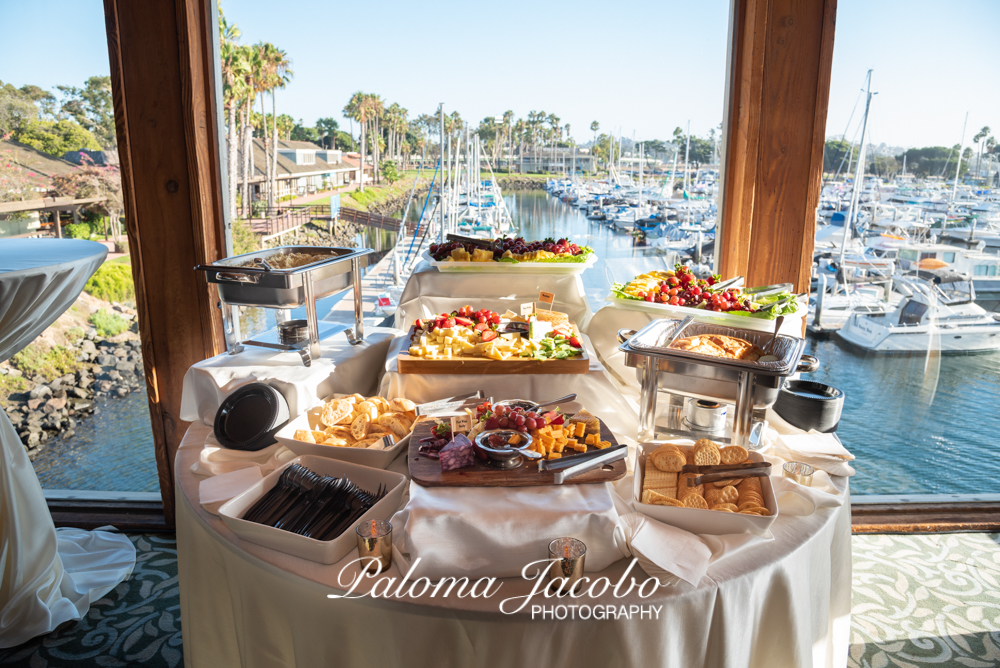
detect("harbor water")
[32,189,1000,496]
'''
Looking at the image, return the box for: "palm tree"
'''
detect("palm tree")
[219,15,245,222]
[343,91,368,191]
[973,126,991,179]
[266,45,292,207]
[240,45,263,217]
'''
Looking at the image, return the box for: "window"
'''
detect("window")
[975,265,988,276]
[900,249,918,261]
[943,252,955,263]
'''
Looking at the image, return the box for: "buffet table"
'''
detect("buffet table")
[176,419,850,668]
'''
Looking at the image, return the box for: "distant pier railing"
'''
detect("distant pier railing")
[248,203,418,241]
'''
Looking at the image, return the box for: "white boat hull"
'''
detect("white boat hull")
[836,315,1000,353]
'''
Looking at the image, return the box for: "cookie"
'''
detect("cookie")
[719,445,749,465]
[683,494,709,509]
[651,446,685,472]
[693,443,721,466]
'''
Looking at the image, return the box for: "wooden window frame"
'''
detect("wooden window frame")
[70,0,998,533]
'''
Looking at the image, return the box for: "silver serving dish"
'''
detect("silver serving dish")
[618,319,818,447]
[196,246,373,364]
[198,246,372,308]
[473,430,537,469]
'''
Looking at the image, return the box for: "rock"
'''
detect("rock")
[115,387,130,398]
[29,385,52,399]
[96,354,117,367]
[64,417,76,429]
[27,398,44,410]
[59,373,75,385]
[44,397,67,412]
[52,388,67,399]
[77,375,93,388]
[70,386,90,399]
[27,424,42,434]
[86,327,97,340]
[7,412,23,427]
[70,400,93,412]
[5,367,23,378]
[97,380,114,393]
[113,348,127,358]
[108,370,122,381]
[81,339,97,354]
[43,417,61,430]
[62,429,75,439]
[25,431,40,446]
[115,361,135,374]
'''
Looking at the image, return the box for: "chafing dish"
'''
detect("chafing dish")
[618,319,818,447]
[196,246,373,365]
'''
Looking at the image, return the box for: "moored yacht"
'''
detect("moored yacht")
[836,271,1000,354]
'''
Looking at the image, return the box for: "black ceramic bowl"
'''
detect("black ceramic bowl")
[774,380,844,433]
[214,382,290,451]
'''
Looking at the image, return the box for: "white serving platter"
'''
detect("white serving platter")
[605,295,804,334]
[426,251,597,275]
[274,396,409,469]
[632,440,778,536]
[218,455,406,564]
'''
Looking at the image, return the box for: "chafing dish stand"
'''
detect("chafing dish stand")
[197,246,373,366]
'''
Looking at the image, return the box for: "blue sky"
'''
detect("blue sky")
[1,0,997,148]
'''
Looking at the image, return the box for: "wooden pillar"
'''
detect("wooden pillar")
[718,0,837,292]
[104,0,226,524]
[54,211,62,238]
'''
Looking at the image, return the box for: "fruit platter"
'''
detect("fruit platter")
[408,399,626,487]
[607,263,804,331]
[397,305,589,374]
[426,236,597,274]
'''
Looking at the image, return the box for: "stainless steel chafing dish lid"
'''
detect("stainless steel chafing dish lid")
[619,319,806,377]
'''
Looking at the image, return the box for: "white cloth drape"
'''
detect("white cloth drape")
[0,240,136,648]
[393,260,594,332]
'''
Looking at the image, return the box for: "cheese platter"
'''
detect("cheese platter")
[397,305,590,375]
[427,235,597,275]
[409,400,626,487]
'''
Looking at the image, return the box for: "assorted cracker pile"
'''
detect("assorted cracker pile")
[294,394,417,451]
[640,438,771,516]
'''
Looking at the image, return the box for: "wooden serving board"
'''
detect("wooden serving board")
[408,417,626,487]
[397,326,590,375]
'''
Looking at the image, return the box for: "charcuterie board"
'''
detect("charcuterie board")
[408,417,626,487]
[397,347,590,375]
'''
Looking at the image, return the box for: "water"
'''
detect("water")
[32,189,1000,495]
[32,389,160,492]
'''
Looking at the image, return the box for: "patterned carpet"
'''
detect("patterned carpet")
[3,533,1000,667]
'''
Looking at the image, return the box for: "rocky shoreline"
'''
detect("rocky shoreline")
[3,329,145,461]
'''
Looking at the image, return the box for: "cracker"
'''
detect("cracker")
[719,485,739,504]
[737,500,765,511]
[719,445,749,465]
[642,489,685,507]
[683,494,709,509]
[694,438,720,450]
[643,467,678,490]
[677,474,704,498]
[712,479,738,488]
[737,477,763,494]
[651,446,685,472]
[711,503,739,512]
[693,444,721,466]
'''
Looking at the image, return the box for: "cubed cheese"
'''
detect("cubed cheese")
[574,422,587,439]
[585,433,598,446]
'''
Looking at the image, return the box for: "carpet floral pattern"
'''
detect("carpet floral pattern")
[850,533,1000,668]
[0,534,181,668]
[4,532,1000,667]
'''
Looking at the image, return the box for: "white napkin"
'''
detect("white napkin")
[191,434,298,477]
[766,471,846,516]
[764,410,856,477]
[613,513,711,586]
[392,480,622,580]
[199,468,263,515]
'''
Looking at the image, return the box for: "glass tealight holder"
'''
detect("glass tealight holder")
[547,537,586,594]
[782,461,815,487]
[356,519,392,573]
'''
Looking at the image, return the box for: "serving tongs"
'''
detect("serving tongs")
[445,233,495,250]
[536,444,628,484]
[684,461,771,486]
[743,282,792,297]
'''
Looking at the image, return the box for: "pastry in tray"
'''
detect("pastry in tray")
[669,334,763,362]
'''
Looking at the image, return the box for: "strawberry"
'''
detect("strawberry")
[454,316,473,326]
[481,330,498,342]
[569,336,582,348]
[415,319,424,330]
[474,322,489,332]
[445,317,456,328]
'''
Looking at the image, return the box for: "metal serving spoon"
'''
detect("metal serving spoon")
[533,393,577,410]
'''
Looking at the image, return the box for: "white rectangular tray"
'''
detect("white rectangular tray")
[632,440,778,536]
[218,455,406,564]
[605,296,804,333]
[274,396,409,469]
[427,251,597,275]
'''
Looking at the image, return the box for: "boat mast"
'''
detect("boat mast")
[438,103,445,243]
[949,111,969,227]
[839,69,874,289]
[683,120,691,194]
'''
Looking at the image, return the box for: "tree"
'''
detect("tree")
[16,118,101,156]
[380,160,400,184]
[57,76,116,149]
[265,44,292,208]
[896,145,969,178]
[316,117,339,148]
[219,12,247,223]
[343,91,368,191]
[973,126,991,178]
[823,139,853,175]
[50,155,124,247]
[0,149,40,203]
[290,121,318,143]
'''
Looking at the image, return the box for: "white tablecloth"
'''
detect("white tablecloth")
[179,327,401,424]
[393,260,594,331]
[175,420,851,668]
[0,240,136,648]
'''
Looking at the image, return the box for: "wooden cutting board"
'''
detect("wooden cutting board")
[408,417,626,487]
[397,326,590,375]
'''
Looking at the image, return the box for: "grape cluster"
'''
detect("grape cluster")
[638,265,759,313]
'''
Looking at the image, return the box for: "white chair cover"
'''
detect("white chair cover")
[0,239,136,648]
